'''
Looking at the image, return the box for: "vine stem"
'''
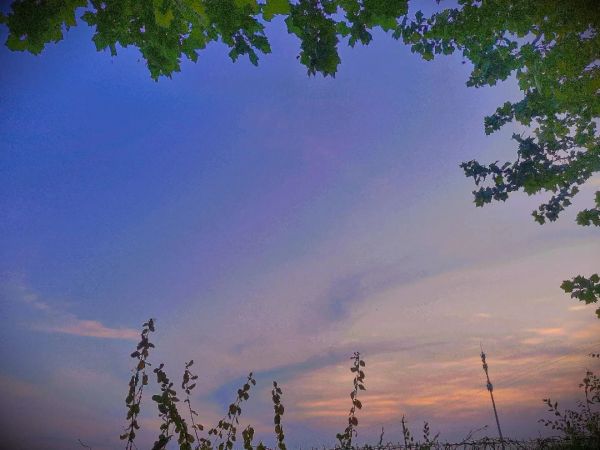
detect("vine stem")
[186,396,201,444]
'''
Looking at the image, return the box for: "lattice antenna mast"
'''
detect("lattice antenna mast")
[480,343,505,450]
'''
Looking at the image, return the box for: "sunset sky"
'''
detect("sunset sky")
[1,10,599,450]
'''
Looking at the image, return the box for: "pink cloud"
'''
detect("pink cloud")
[39,319,139,340]
[8,281,140,341]
[527,327,566,336]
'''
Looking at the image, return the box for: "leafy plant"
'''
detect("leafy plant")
[118,319,262,450]
[206,372,256,450]
[540,369,600,448]
[120,318,155,449]
[400,416,414,449]
[182,360,205,445]
[421,421,440,450]
[336,351,366,449]
[272,381,287,450]
[151,362,195,450]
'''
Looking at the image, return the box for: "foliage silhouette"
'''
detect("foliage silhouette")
[336,351,366,449]
[1,1,598,313]
[206,372,256,450]
[540,368,600,447]
[151,361,196,449]
[271,381,287,450]
[120,319,365,450]
[121,318,155,449]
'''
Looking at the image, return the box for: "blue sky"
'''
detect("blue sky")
[1,10,599,450]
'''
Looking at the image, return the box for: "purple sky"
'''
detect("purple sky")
[1,8,599,450]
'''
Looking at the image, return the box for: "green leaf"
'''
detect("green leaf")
[263,0,290,21]
[154,8,174,28]
[235,0,259,13]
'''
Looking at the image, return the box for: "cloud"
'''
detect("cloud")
[3,277,139,341]
[267,337,594,438]
[474,312,492,319]
[151,236,600,442]
[36,318,139,340]
[21,292,52,311]
[527,327,566,336]
[569,304,590,311]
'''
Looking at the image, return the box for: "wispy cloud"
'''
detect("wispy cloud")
[19,290,52,312]
[4,277,139,341]
[569,304,590,311]
[474,312,492,319]
[35,318,139,340]
[527,327,566,336]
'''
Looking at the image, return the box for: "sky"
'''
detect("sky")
[1,7,599,450]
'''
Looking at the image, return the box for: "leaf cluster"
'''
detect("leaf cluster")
[120,319,155,449]
[395,1,599,314]
[272,381,287,450]
[2,0,409,79]
[0,0,86,54]
[540,369,600,446]
[561,274,600,318]
[399,1,600,226]
[119,319,262,450]
[400,416,414,449]
[394,418,440,450]
[336,351,366,449]
[151,362,195,450]
[206,372,256,450]
[182,360,205,444]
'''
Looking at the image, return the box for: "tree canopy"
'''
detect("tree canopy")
[2,0,599,314]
